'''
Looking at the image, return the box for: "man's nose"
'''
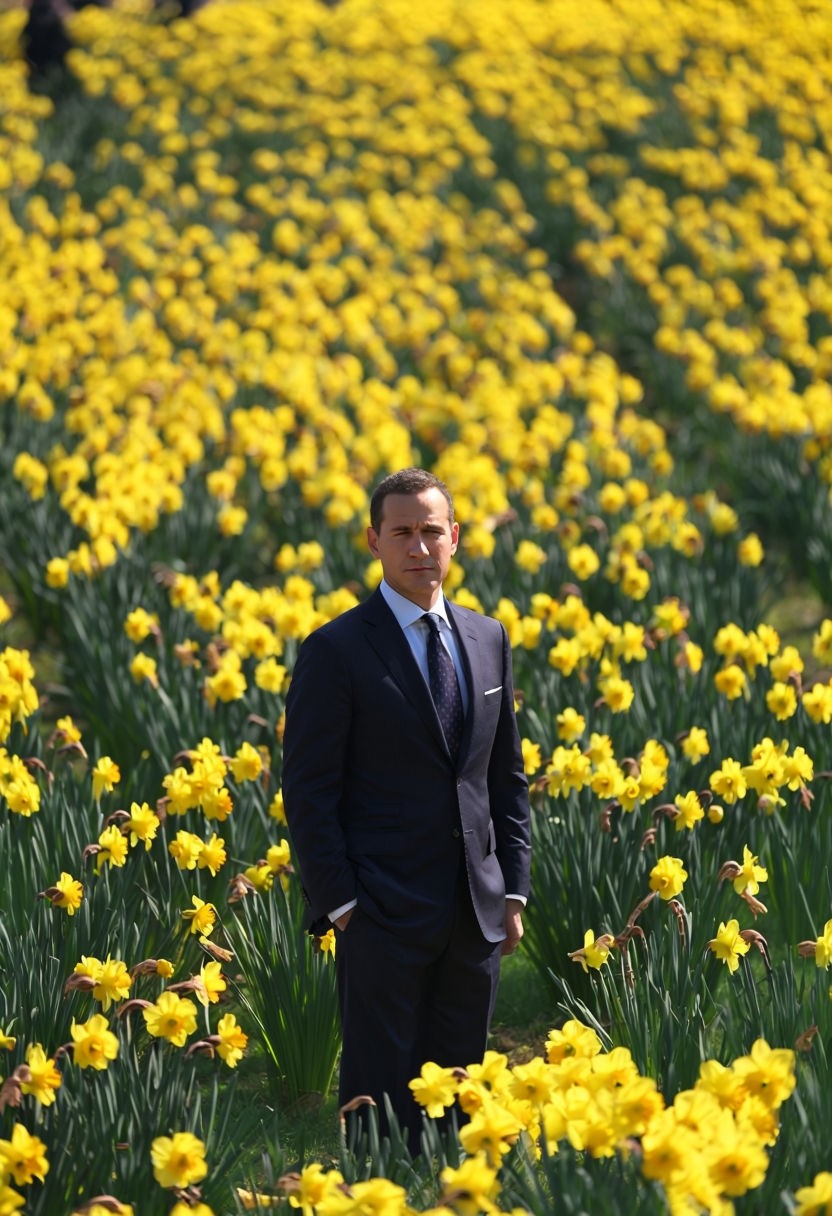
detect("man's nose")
[409,534,430,554]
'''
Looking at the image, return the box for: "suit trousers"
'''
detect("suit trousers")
[335,869,502,1151]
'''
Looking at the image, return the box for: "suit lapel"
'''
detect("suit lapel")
[447,601,481,762]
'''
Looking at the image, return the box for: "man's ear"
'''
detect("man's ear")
[367,526,380,557]
[450,521,460,553]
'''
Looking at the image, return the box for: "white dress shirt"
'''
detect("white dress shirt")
[379,579,469,713]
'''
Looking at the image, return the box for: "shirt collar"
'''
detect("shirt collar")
[379,579,451,630]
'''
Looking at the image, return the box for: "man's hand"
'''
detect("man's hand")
[501,898,524,956]
[334,909,353,931]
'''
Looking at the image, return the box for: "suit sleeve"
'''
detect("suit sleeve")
[487,623,532,900]
[281,627,357,926]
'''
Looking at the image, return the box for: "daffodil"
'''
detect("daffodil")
[70,1014,119,1070]
[193,961,227,1007]
[797,919,832,969]
[95,823,129,873]
[316,928,336,962]
[275,1162,334,1215]
[673,790,705,831]
[408,1061,459,1118]
[198,832,227,876]
[182,895,217,937]
[0,1123,49,1186]
[125,801,160,849]
[92,956,132,1012]
[794,1170,832,1216]
[216,1012,248,1069]
[143,991,198,1047]
[124,606,159,642]
[709,758,748,804]
[708,919,750,973]
[230,740,263,783]
[169,830,203,871]
[649,855,688,901]
[91,755,121,799]
[731,1039,796,1110]
[440,1156,501,1215]
[150,1131,208,1189]
[681,726,710,761]
[316,1178,407,1216]
[568,929,615,974]
[545,1019,603,1064]
[458,1097,522,1166]
[48,871,84,915]
[555,706,586,742]
[732,846,768,897]
[20,1044,62,1106]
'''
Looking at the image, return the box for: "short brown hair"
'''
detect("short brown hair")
[369,468,454,533]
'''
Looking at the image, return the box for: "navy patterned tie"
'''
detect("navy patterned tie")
[424,614,464,758]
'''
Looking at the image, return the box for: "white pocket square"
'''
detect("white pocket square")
[483,686,503,696]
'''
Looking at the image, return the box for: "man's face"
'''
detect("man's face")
[367,487,459,610]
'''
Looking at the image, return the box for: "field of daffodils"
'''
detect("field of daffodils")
[1,0,831,1212]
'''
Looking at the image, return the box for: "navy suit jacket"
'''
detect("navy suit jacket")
[281,589,531,943]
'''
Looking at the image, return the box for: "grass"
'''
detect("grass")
[765,580,830,680]
[491,949,556,1062]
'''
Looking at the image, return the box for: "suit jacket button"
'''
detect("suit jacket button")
[452,828,461,838]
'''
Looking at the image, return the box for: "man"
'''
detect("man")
[281,467,531,1148]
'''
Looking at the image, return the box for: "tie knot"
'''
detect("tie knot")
[424,613,441,635]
